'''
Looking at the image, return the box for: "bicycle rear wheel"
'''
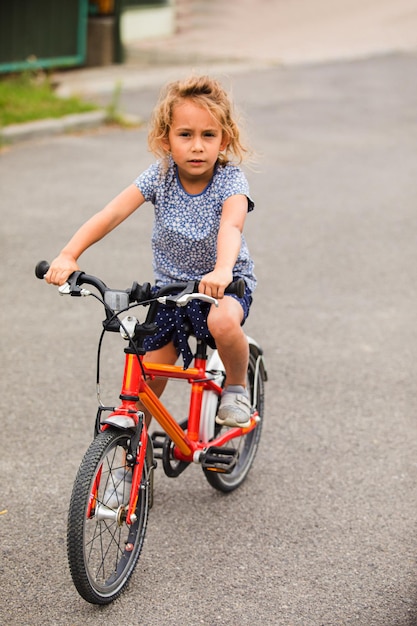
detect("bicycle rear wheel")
[67,428,151,604]
[203,350,264,492]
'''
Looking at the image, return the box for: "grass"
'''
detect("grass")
[0,72,98,127]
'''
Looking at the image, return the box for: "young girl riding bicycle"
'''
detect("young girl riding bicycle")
[46,75,257,429]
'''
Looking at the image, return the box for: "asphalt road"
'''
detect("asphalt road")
[1,52,417,625]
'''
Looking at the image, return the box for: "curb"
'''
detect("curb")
[125,45,252,68]
[0,110,108,146]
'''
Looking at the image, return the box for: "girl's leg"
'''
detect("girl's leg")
[138,341,178,427]
[207,297,251,427]
[207,296,248,386]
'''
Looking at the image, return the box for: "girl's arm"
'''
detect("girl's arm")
[199,194,248,298]
[46,184,145,285]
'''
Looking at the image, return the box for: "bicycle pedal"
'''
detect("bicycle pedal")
[201,446,239,474]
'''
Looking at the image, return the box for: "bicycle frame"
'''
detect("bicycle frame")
[120,351,258,454]
[102,348,258,524]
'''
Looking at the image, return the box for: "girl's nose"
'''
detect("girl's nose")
[192,137,203,151]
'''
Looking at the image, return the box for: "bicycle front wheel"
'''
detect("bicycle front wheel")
[67,428,151,604]
[203,350,264,492]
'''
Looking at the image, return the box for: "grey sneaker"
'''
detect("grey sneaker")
[216,387,251,428]
[103,468,132,509]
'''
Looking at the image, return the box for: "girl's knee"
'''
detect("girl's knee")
[208,297,244,336]
[208,312,243,341]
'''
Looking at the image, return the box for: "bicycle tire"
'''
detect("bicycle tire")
[67,428,151,604]
[203,350,264,492]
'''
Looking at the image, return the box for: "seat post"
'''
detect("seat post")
[186,339,209,441]
[195,338,208,361]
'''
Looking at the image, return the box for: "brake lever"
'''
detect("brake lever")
[58,283,91,297]
[157,293,218,307]
[176,293,218,307]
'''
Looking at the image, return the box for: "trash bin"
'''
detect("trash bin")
[87,0,124,66]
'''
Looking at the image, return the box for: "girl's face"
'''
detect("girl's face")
[163,99,228,191]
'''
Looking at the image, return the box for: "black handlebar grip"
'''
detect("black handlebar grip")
[226,278,245,298]
[35,260,50,279]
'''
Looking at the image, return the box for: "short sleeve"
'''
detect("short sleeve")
[133,162,161,203]
[217,165,254,212]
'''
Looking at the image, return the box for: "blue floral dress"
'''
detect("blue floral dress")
[133,158,256,365]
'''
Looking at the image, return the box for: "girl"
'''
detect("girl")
[46,75,256,428]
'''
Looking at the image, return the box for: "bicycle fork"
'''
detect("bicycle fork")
[95,351,155,525]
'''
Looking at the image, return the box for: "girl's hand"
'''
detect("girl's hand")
[45,253,80,286]
[199,268,233,299]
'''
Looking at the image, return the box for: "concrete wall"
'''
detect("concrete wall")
[121,1,175,43]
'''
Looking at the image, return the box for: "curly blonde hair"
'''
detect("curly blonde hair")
[148,75,249,166]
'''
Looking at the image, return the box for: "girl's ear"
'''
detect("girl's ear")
[161,135,171,153]
[220,133,229,152]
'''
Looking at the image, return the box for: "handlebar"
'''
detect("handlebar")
[35,261,245,306]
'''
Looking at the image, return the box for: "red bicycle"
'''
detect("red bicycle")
[35,261,267,605]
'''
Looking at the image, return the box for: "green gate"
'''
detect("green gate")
[0,0,89,74]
